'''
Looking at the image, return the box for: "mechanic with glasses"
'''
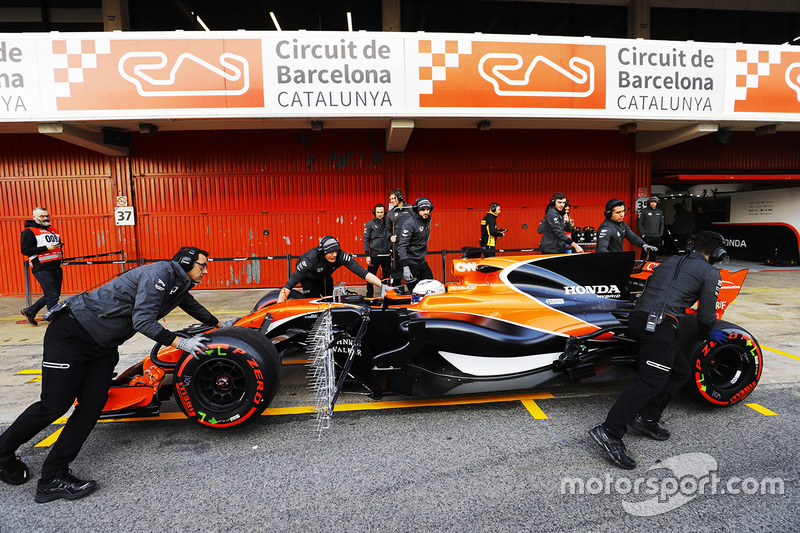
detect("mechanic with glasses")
[590,231,729,470]
[0,246,226,503]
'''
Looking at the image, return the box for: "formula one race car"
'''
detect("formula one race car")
[100,251,763,430]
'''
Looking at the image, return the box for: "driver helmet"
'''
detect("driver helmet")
[411,279,445,304]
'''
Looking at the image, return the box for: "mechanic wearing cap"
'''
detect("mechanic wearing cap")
[0,246,223,502]
[596,198,658,256]
[539,193,584,254]
[590,231,729,470]
[277,236,384,302]
[388,189,412,284]
[637,196,664,261]
[479,202,507,257]
[20,207,64,326]
[363,203,392,297]
[398,197,434,291]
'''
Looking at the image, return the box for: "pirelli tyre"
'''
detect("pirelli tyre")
[252,289,305,312]
[173,327,281,429]
[678,316,763,407]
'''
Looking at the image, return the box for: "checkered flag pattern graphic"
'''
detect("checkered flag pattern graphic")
[417,39,472,94]
[732,49,781,101]
[51,39,111,97]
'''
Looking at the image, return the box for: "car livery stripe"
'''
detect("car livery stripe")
[438,350,561,376]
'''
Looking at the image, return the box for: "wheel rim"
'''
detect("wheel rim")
[193,359,247,410]
[706,344,750,392]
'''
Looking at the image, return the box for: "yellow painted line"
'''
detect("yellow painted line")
[763,345,800,362]
[745,403,777,416]
[521,399,549,419]
[35,427,63,447]
[16,369,42,374]
[26,376,42,383]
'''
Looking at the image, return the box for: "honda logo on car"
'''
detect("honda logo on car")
[564,284,621,297]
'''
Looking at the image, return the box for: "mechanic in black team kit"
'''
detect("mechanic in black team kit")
[539,192,584,254]
[596,198,658,256]
[277,236,385,302]
[388,189,412,285]
[0,247,223,502]
[479,202,507,257]
[363,203,392,297]
[398,197,434,291]
[589,231,730,469]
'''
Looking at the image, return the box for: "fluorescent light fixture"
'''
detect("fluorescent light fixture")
[270,12,282,31]
[347,12,353,31]
[196,15,210,31]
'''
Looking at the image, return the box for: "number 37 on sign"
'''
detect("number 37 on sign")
[114,206,135,226]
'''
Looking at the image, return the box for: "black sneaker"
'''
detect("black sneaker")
[21,309,38,326]
[34,471,97,503]
[630,414,671,441]
[0,455,30,485]
[589,425,637,470]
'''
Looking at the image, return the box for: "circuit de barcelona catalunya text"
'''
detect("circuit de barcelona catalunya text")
[99,252,762,429]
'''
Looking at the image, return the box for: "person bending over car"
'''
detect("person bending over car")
[398,197,434,292]
[277,236,385,302]
[589,231,729,470]
[0,246,224,502]
[596,198,658,256]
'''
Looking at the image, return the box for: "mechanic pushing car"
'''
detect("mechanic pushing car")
[276,236,385,303]
[589,231,730,470]
[398,197,434,291]
[0,246,224,502]
[596,198,658,256]
[539,192,584,254]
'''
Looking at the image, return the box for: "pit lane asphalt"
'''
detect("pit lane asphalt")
[0,261,798,531]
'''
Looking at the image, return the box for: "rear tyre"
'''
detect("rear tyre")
[174,327,281,428]
[678,316,763,407]
[252,289,304,311]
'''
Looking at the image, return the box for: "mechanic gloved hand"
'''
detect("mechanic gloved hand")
[708,328,730,344]
[219,318,237,328]
[402,266,413,282]
[642,244,658,254]
[380,284,393,297]
[177,335,211,359]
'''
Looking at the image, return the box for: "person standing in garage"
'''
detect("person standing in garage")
[20,207,64,326]
[637,196,664,261]
[539,192,584,254]
[398,197,434,291]
[479,202,507,257]
[597,198,658,256]
[0,246,222,502]
[589,231,729,470]
[388,189,412,284]
[363,203,392,297]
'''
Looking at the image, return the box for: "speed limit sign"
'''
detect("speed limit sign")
[114,206,135,226]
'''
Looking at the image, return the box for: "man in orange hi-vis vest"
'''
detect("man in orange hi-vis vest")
[20,207,64,326]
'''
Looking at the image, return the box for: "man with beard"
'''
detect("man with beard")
[20,207,64,325]
[398,197,434,291]
[363,203,392,297]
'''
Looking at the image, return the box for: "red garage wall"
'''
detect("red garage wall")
[1,129,648,295]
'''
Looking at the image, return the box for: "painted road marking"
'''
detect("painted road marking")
[745,403,777,416]
[35,427,63,447]
[763,345,800,363]
[32,392,555,446]
[521,399,549,419]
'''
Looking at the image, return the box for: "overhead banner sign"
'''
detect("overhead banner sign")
[2,31,800,122]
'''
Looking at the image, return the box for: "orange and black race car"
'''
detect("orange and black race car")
[101,251,762,430]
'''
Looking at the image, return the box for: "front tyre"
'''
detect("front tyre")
[679,317,763,407]
[174,327,281,428]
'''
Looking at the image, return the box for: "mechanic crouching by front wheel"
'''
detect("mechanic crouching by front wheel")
[0,247,223,502]
[276,236,385,303]
[398,197,434,292]
[589,231,729,470]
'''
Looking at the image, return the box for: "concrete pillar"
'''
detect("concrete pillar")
[382,0,401,32]
[102,0,130,31]
[628,0,650,39]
